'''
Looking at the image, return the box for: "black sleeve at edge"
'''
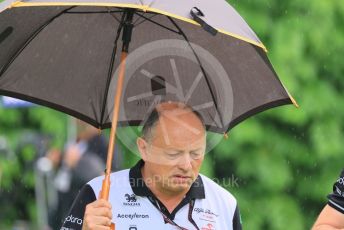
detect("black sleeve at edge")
[233,205,242,230]
[60,184,96,230]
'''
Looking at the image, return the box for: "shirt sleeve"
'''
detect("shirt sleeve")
[232,205,242,230]
[60,184,97,230]
[327,169,344,214]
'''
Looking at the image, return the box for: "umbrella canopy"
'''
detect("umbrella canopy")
[0,0,296,134]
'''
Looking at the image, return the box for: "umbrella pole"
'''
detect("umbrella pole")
[98,10,134,230]
[99,51,128,201]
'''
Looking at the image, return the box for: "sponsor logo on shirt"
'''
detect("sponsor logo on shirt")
[123,193,141,206]
[63,214,83,225]
[337,177,344,186]
[201,223,215,230]
[194,208,219,223]
[194,208,219,217]
[117,212,149,220]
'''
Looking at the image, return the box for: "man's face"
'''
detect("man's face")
[139,106,206,195]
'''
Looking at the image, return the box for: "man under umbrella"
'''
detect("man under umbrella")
[61,101,242,230]
[0,2,298,229]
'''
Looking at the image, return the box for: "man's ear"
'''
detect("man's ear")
[137,137,148,160]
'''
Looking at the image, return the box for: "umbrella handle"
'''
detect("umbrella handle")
[100,175,111,200]
[100,176,115,229]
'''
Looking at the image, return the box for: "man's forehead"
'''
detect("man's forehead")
[150,106,205,147]
[154,101,205,133]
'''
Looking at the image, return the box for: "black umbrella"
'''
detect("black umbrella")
[0,0,297,202]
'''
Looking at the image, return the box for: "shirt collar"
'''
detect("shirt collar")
[129,159,205,199]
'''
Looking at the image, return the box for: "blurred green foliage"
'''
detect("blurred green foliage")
[0,107,68,229]
[0,0,343,229]
[209,0,344,229]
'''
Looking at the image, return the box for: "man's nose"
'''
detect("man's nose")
[178,154,192,171]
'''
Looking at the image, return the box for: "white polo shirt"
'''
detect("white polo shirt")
[61,160,242,230]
